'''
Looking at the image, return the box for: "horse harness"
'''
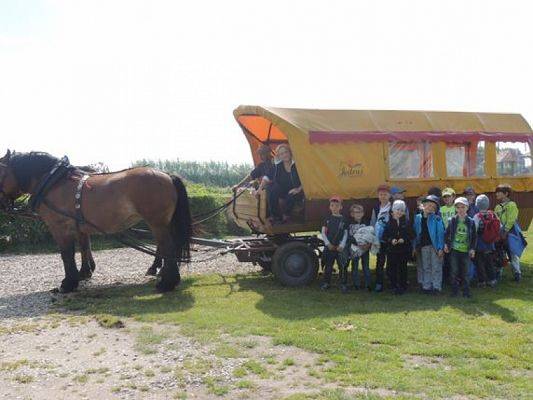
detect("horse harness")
[24,156,91,228]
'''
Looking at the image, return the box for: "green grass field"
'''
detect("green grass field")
[62,226,533,399]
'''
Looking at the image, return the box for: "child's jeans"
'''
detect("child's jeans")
[322,248,347,284]
[420,245,443,291]
[350,252,370,288]
[450,249,470,295]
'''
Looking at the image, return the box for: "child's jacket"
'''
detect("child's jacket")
[413,213,445,251]
[382,216,413,254]
[445,215,477,252]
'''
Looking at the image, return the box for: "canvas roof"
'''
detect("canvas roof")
[233,106,533,200]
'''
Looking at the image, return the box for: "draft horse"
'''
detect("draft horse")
[0,150,192,293]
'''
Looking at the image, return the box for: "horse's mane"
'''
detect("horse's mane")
[9,152,59,192]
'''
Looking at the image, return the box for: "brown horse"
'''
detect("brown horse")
[0,150,191,293]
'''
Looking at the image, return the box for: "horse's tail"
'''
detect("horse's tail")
[170,175,192,263]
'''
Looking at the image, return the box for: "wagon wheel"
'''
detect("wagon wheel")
[271,242,318,287]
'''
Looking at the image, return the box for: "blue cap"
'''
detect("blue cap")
[390,186,406,195]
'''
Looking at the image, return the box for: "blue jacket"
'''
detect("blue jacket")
[413,213,445,251]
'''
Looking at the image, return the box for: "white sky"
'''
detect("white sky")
[0,0,532,170]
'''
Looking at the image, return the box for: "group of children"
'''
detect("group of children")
[320,183,526,298]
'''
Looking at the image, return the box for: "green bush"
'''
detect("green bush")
[132,159,252,188]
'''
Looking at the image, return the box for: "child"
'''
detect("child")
[347,204,373,291]
[413,195,445,294]
[494,184,524,282]
[444,197,476,298]
[473,194,499,288]
[382,200,413,294]
[391,186,409,221]
[440,187,456,286]
[370,184,392,292]
[464,186,479,218]
[320,196,348,290]
[440,188,456,228]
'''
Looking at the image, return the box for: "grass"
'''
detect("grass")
[134,326,168,354]
[60,226,533,399]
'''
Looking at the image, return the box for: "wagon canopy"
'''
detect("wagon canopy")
[234,106,533,200]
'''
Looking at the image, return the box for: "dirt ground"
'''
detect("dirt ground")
[0,248,388,399]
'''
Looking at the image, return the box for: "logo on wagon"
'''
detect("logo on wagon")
[339,162,363,177]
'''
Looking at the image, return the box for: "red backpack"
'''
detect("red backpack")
[477,211,501,244]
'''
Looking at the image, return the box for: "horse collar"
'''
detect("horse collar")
[74,174,90,225]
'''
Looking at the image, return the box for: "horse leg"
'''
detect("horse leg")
[57,237,79,293]
[145,245,162,276]
[152,227,180,293]
[79,232,96,280]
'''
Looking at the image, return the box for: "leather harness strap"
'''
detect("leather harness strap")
[74,174,90,225]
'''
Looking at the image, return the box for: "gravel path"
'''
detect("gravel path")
[0,246,261,321]
[0,247,359,399]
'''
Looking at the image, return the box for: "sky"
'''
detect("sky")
[0,0,532,170]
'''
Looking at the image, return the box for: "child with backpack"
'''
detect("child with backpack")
[444,197,476,298]
[370,184,392,292]
[494,184,526,282]
[320,196,349,291]
[473,194,499,288]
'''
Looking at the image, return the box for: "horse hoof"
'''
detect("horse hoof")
[145,267,158,277]
[155,280,176,293]
[60,279,79,293]
[79,270,92,280]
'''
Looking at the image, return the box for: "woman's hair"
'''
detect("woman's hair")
[275,143,292,157]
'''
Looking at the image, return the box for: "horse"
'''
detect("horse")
[0,150,192,293]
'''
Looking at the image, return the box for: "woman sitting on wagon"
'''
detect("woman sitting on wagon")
[257,143,304,223]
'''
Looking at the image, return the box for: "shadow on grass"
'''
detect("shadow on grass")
[232,267,531,324]
[0,279,195,320]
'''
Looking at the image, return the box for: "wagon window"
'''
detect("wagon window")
[446,141,485,177]
[496,141,532,176]
[388,142,433,179]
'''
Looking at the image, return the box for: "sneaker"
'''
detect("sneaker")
[488,279,497,288]
[340,284,349,294]
[514,272,521,282]
[422,289,432,295]
[478,282,486,288]
[374,284,383,293]
[320,282,330,290]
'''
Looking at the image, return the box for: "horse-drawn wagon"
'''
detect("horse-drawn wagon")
[224,106,533,287]
[1,106,531,293]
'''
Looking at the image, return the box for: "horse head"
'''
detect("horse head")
[0,150,21,209]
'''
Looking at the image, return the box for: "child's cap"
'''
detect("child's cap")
[422,194,440,207]
[329,195,342,203]
[377,184,391,193]
[464,186,476,196]
[390,186,405,195]
[392,200,406,212]
[454,197,469,207]
[495,183,512,195]
[442,187,456,197]
[475,194,490,211]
